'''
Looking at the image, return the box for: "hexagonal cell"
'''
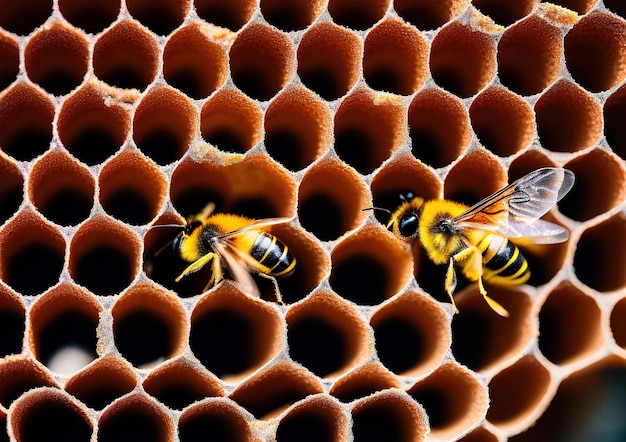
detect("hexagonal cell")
[0,153,23,226]
[24,22,89,96]
[443,150,507,205]
[452,286,534,372]
[58,0,120,34]
[605,82,626,160]
[363,18,429,95]
[352,390,428,441]
[539,282,603,366]
[162,22,229,100]
[394,0,469,30]
[276,395,350,441]
[133,85,198,165]
[487,355,552,434]
[334,88,407,175]
[112,282,188,368]
[371,290,450,377]
[297,22,362,101]
[329,221,414,305]
[261,0,325,31]
[535,80,602,153]
[57,84,131,165]
[229,23,294,101]
[0,82,54,161]
[200,88,263,155]
[469,86,535,157]
[611,298,626,351]
[472,0,538,26]
[0,0,52,35]
[574,213,626,292]
[328,0,389,30]
[99,149,168,225]
[0,210,64,296]
[68,215,141,295]
[298,157,370,241]
[64,356,137,410]
[430,20,496,98]
[194,0,256,31]
[329,362,401,402]
[143,357,224,410]
[407,362,488,441]
[0,31,19,91]
[29,149,94,226]
[178,398,252,441]
[97,393,175,442]
[229,362,324,419]
[93,20,159,90]
[8,388,92,442]
[0,286,25,358]
[190,284,284,382]
[0,357,58,411]
[408,87,472,168]
[497,14,563,96]
[286,291,370,378]
[458,426,499,442]
[126,0,190,35]
[29,283,102,374]
[264,85,333,171]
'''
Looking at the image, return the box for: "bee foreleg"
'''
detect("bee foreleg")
[176,253,218,282]
[257,273,284,305]
[444,258,459,314]
[201,255,224,292]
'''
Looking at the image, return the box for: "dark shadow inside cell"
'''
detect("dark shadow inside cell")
[0,416,7,442]
[262,3,311,32]
[0,0,53,35]
[276,411,335,442]
[36,312,97,369]
[409,387,447,429]
[329,255,388,305]
[114,310,171,367]
[352,405,404,442]
[178,413,244,442]
[66,127,120,166]
[229,197,277,220]
[288,317,346,377]
[58,1,119,34]
[265,128,305,171]
[96,66,147,91]
[605,0,626,19]
[70,380,135,411]
[415,254,463,306]
[365,66,402,95]
[127,5,182,36]
[195,3,245,31]
[136,128,183,165]
[374,317,424,374]
[0,186,23,225]
[148,383,205,411]
[299,67,341,101]
[40,188,92,226]
[72,246,132,295]
[103,189,152,225]
[35,69,83,96]
[6,244,63,295]
[166,69,204,100]
[395,3,447,31]
[334,128,375,175]
[432,68,467,99]
[0,309,25,357]
[298,193,344,241]
[330,8,380,31]
[204,128,247,154]
[18,400,92,442]
[2,126,51,161]
[97,408,164,442]
[231,67,276,102]
[190,308,255,378]
[472,0,529,26]
[410,128,451,169]
[450,310,491,371]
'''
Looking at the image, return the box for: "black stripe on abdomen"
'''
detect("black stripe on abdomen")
[250,232,294,276]
[485,238,527,278]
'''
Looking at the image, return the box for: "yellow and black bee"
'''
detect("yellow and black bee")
[161,203,296,303]
[374,167,574,316]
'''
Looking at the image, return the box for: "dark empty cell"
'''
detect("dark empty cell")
[18,401,92,442]
[127,5,182,35]
[179,414,243,442]
[3,126,51,161]
[299,67,341,101]
[36,312,97,368]
[374,318,423,374]
[432,67,466,98]
[115,311,171,367]
[232,67,275,102]
[288,317,345,377]
[265,129,305,171]
[329,6,380,31]
[352,406,404,442]
[103,190,151,225]
[97,409,164,442]
[40,188,92,226]
[6,244,63,295]
[0,0,53,35]
[0,310,25,357]
[394,3,447,31]
[98,66,147,90]
[74,384,133,411]
[605,0,626,19]
[36,69,84,96]
[0,417,7,442]
[410,387,447,429]
[204,128,246,154]
[0,186,23,225]
[149,384,205,411]
[190,309,254,378]
[73,246,132,295]
[67,127,119,165]
[298,193,344,241]
[229,198,276,220]
[261,2,311,32]
[365,66,401,94]
[334,128,374,174]
[195,3,245,31]
[450,311,490,371]
[166,70,203,100]
[276,411,335,442]
[330,256,388,305]
[58,1,120,34]
[410,127,450,169]
[136,128,182,165]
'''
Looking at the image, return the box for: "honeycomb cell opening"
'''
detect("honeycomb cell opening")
[610,298,626,350]
[276,395,349,441]
[443,150,506,206]
[178,398,252,442]
[126,0,190,36]
[0,357,57,412]
[0,31,18,96]
[0,153,23,226]
[194,0,256,31]
[394,0,468,30]
[261,0,325,32]
[57,0,120,34]
[472,0,538,26]
[0,287,25,358]
[605,83,626,160]
[329,362,401,403]
[0,0,52,36]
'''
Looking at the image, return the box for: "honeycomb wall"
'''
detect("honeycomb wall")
[0,1,625,441]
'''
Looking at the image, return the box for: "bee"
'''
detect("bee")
[371,167,574,316]
[158,203,296,303]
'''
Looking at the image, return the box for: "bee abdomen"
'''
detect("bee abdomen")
[251,232,296,277]
[479,234,530,284]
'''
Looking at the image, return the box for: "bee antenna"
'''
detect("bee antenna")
[362,207,392,215]
[148,224,185,230]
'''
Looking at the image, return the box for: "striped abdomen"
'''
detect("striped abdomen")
[249,232,296,277]
[476,233,530,285]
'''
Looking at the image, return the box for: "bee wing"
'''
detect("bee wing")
[213,241,261,298]
[219,216,295,239]
[454,168,574,240]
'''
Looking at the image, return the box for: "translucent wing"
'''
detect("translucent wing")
[454,168,574,242]
[218,216,295,239]
[213,241,261,298]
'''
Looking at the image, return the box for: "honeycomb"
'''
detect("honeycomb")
[0,0,626,440]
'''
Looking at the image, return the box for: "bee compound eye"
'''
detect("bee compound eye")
[398,214,419,238]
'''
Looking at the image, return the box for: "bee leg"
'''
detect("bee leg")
[201,255,224,292]
[257,273,284,305]
[462,248,510,317]
[444,258,460,314]
[175,253,217,282]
